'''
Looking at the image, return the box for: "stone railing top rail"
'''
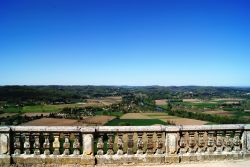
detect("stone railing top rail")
[0,124,250,132]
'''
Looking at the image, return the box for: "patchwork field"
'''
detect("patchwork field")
[155,99,167,105]
[86,96,122,106]
[120,112,208,125]
[120,113,152,119]
[20,115,116,126]
[203,110,234,116]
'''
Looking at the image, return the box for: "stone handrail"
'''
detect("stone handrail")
[0,124,250,166]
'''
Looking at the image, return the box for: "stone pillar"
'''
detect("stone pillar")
[146,132,154,154]
[245,126,250,153]
[156,132,164,154]
[117,133,123,155]
[63,133,70,155]
[81,127,95,156]
[136,132,144,154]
[165,126,180,163]
[179,132,187,154]
[53,133,60,155]
[215,131,223,153]
[206,131,215,154]
[43,133,50,155]
[106,133,114,155]
[197,131,206,153]
[0,127,10,165]
[224,131,233,153]
[188,131,197,153]
[233,130,242,153]
[23,133,31,155]
[33,133,40,155]
[14,133,21,155]
[73,133,80,155]
[127,132,134,155]
[166,132,178,155]
[97,133,104,155]
[0,132,10,155]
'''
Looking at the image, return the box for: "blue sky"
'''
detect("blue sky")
[0,0,249,86]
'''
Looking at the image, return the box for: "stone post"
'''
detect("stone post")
[146,132,154,154]
[43,133,50,155]
[206,131,215,154]
[117,133,123,155]
[97,133,104,155]
[215,131,223,153]
[81,127,95,156]
[33,132,40,155]
[197,131,206,153]
[106,133,114,155]
[165,126,180,163]
[14,132,21,155]
[224,131,233,153]
[233,130,242,153]
[63,133,70,155]
[136,132,144,154]
[53,133,60,155]
[188,131,197,153]
[73,133,80,155]
[127,132,134,155]
[156,132,164,154]
[23,133,31,155]
[0,127,10,165]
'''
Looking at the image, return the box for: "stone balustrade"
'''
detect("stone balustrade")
[0,125,250,166]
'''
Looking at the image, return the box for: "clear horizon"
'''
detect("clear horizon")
[1,0,250,86]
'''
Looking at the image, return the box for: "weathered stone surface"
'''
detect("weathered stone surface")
[165,133,178,155]
[12,155,95,165]
[83,134,94,156]
[95,154,165,165]
[0,133,9,154]
[246,131,250,152]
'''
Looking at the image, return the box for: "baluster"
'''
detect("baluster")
[23,133,31,155]
[14,133,21,155]
[117,133,123,155]
[224,131,232,152]
[33,133,40,155]
[73,133,80,155]
[63,133,70,155]
[188,131,197,153]
[146,132,154,154]
[197,131,206,153]
[233,130,241,152]
[107,133,114,155]
[179,132,187,154]
[206,131,215,153]
[215,131,223,153]
[156,132,163,154]
[97,133,104,155]
[136,132,144,154]
[53,133,60,155]
[127,133,134,155]
[43,133,50,155]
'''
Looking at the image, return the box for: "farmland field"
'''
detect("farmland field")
[20,115,116,126]
[119,112,208,125]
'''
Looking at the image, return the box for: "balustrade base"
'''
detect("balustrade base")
[0,155,10,165]
[95,154,165,165]
[178,153,244,162]
[11,155,95,166]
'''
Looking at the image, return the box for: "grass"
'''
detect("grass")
[104,118,169,126]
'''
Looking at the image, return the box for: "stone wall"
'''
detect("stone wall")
[0,125,250,166]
